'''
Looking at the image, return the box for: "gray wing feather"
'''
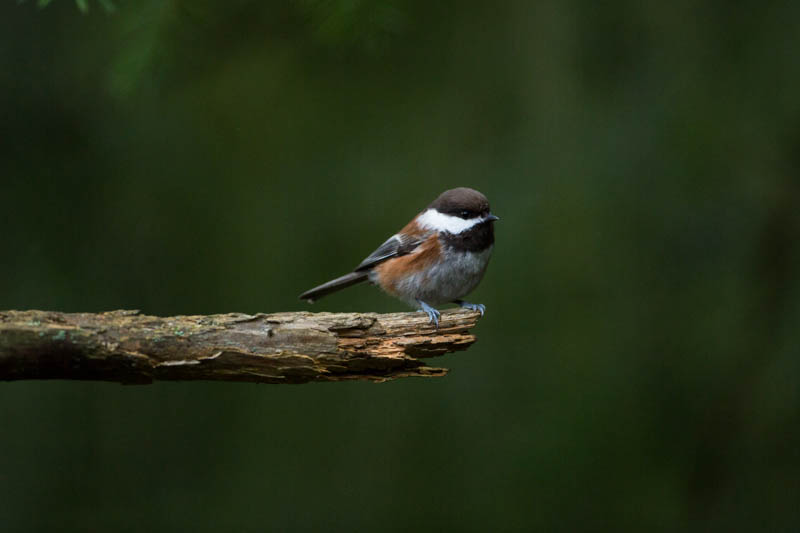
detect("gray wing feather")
[354,233,428,271]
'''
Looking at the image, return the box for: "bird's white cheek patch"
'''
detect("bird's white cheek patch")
[417,209,482,234]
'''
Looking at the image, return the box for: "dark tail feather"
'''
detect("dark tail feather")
[299,271,369,303]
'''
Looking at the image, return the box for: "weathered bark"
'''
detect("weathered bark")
[0,309,481,384]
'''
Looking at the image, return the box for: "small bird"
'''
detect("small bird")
[299,187,498,327]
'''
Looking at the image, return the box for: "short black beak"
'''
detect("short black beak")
[486,213,500,222]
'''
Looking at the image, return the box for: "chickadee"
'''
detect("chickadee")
[299,187,498,327]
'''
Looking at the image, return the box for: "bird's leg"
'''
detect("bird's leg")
[454,299,485,316]
[416,299,441,328]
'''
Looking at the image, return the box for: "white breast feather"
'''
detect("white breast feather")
[378,245,493,306]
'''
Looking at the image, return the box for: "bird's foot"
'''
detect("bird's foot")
[454,300,485,316]
[416,299,441,328]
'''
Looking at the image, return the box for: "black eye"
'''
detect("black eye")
[460,210,471,218]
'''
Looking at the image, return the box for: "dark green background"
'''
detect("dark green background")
[2,1,799,531]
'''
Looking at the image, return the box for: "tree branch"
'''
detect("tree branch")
[0,309,481,384]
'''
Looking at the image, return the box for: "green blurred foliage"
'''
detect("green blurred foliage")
[1,1,799,531]
[21,0,115,14]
